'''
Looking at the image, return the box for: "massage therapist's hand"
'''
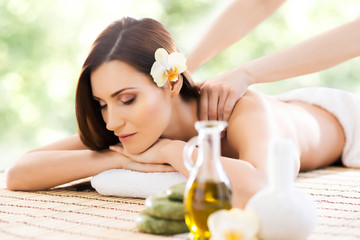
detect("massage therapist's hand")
[106,147,175,173]
[198,69,254,121]
[109,139,177,172]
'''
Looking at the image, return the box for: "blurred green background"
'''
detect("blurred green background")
[1,0,359,170]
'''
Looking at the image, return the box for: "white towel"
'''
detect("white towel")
[275,87,360,168]
[91,169,186,198]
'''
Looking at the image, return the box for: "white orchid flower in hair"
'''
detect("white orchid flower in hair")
[150,48,187,87]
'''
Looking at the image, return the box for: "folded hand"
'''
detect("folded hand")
[109,139,176,172]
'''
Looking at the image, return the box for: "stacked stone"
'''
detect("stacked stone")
[136,182,189,235]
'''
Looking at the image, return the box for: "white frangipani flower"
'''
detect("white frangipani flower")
[150,48,187,87]
[208,208,259,240]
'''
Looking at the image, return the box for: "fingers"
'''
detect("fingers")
[200,84,220,121]
[109,145,124,154]
[223,83,249,121]
[109,141,177,173]
[200,83,228,121]
[218,88,227,121]
[109,145,168,165]
[199,88,209,120]
[222,91,242,122]
[207,90,219,120]
[199,80,248,121]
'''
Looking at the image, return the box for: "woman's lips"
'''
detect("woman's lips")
[118,133,136,143]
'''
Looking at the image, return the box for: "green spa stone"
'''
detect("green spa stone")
[166,182,186,201]
[145,192,185,220]
[136,211,189,235]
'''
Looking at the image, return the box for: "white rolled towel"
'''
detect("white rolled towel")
[91,169,186,198]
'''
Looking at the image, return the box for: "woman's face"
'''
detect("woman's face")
[90,60,172,153]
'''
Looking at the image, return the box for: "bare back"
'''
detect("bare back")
[277,100,345,170]
[222,90,345,173]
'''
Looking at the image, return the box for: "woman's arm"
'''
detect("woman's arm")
[187,0,286,72]
[6,134,174,190]
[239,17,360,84]
[110,138,266,208]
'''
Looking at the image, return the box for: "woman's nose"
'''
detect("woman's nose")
[105,106,125,132]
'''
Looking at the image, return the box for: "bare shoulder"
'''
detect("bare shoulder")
[225,90,276,170]
[29,134,88,152]
[233,90,270,112]
[228,90,273,128]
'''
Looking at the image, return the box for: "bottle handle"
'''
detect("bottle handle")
[183,136,198,172]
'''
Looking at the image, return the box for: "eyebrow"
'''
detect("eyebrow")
[92,87,137,101]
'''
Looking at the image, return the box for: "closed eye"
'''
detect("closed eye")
[122,97,135,105]
[120,93,136,105]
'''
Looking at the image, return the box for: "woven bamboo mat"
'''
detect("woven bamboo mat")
[0,167,359,240]
[296,167,360,240]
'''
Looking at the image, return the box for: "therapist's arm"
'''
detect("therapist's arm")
[238,17,360,84]
[195,16,360,121]
[187,0,286,73]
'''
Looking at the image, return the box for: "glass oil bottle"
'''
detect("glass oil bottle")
[183,121,232,240]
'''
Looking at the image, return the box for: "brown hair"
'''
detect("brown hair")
[75,17,199,150]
